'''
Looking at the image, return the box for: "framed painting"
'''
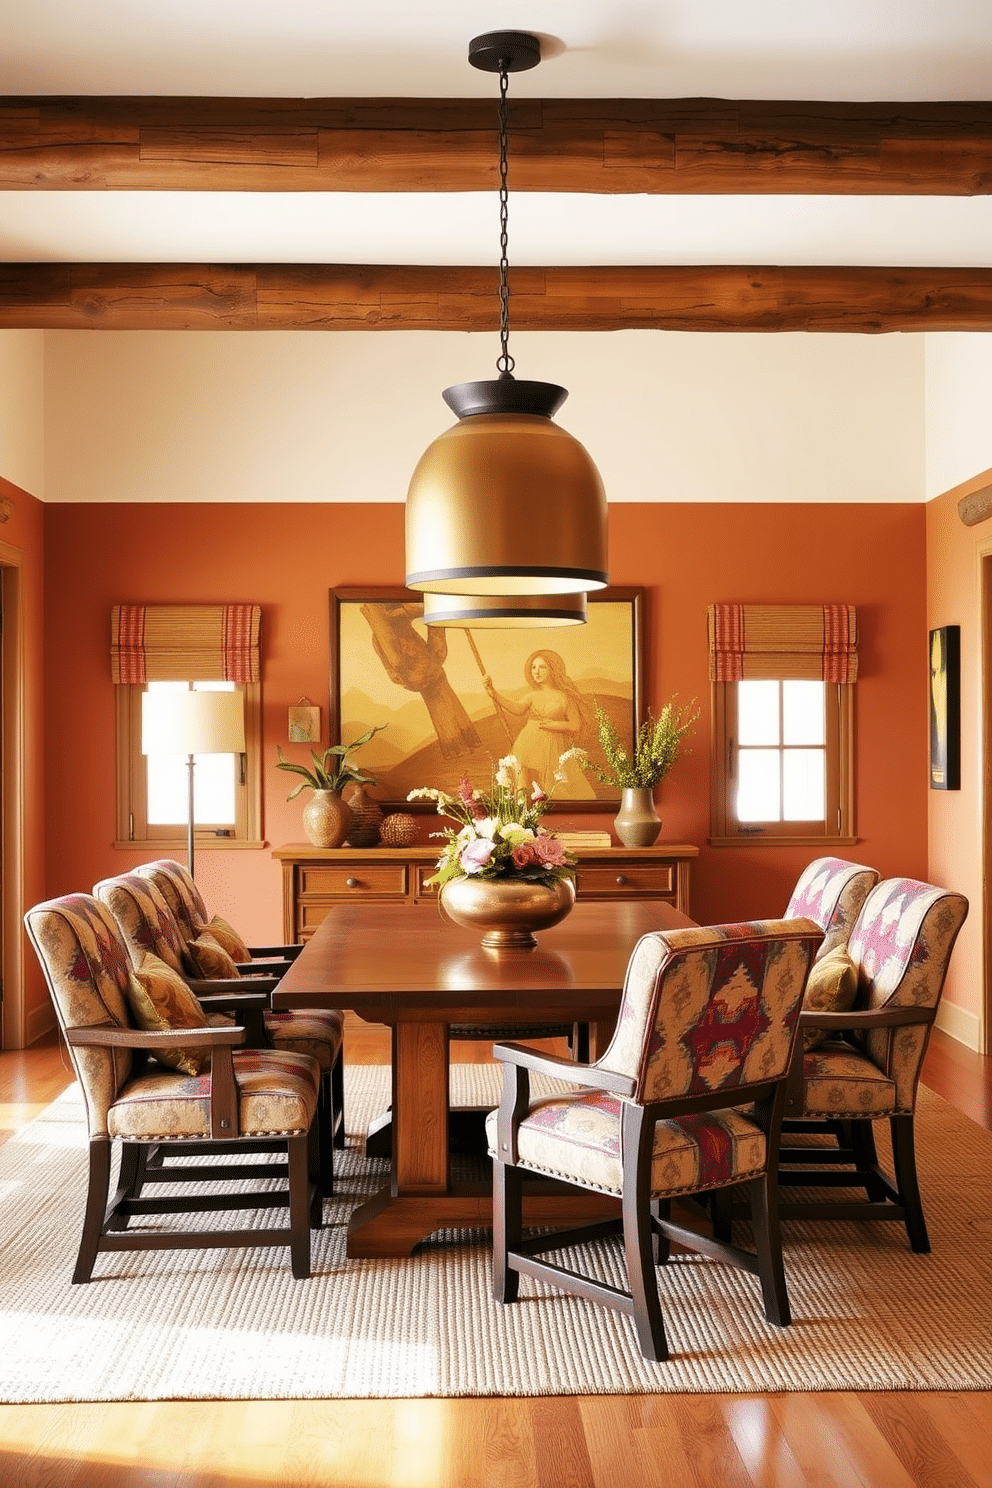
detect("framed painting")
[328,586,644,812]
[929,625,960,790]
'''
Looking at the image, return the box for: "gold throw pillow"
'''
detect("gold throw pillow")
[126,951,211,1076]
[802,946,859,1051]
[186,931,241,980]
[200,913,251,963]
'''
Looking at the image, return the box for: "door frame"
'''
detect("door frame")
[980,538,992,1055]
[0,541,25,1049]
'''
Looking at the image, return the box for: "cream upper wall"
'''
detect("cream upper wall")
[42,329,924,504]
[0,330,45,498]
[924,333,992,499]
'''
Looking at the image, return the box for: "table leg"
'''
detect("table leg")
[392,1019,450,1195]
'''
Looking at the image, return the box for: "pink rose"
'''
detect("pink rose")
[530,783,548,803]
[459,838,496,874]
[511,842,538,869]
[533,833,566,867]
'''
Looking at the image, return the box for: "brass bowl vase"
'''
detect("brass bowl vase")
[439,874,576,950]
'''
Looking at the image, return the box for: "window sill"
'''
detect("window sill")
[708,834,859,848]
[113,839,267,852]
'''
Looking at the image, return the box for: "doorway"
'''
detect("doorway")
[0,545,25,1050]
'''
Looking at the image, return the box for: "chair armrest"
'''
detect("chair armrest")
[249,943,302,961]
[186,974,280,996]
[492,1041,635,1096]
[234,960,288,977]
[799,1006,937,1031]
[66,1022,246,1049]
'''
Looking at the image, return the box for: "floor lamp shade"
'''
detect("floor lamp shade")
[405,391,609,597]
[141,690,245,878]
[141,690,245,758]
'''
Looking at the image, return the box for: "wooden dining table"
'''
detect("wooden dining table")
[272,897,695,1257]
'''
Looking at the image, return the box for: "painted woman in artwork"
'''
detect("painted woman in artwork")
[483,649,596,798]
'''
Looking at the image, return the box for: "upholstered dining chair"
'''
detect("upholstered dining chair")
[784,856,880,958]
[25,893,322,1282]
[94,869,343,1192]
[487,917,823,1362]
[134,858,346,1153]
[773,876,969,1252]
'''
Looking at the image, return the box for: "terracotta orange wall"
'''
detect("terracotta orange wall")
[926,478,990,1045]
[43,499,926,941]
[0,475,48,1036]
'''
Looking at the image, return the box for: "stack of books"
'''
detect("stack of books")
[555,830,613,850]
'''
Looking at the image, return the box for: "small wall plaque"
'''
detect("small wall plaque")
[288,699,321,744]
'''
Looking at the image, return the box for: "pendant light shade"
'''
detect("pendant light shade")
[421,591,588,629]
[405,30,609,612]
[406,379,608,596]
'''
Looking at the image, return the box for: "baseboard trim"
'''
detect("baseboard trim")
[935,998,982,1052]
[25,999,56,1047]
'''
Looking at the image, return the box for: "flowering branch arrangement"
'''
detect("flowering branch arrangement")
[409,753,582,890]
[583,698,699,790]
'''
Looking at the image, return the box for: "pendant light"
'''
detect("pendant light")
[421,591,588,628]
[405,31,609,601]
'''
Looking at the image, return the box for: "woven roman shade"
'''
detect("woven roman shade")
[707,604,858,684]
[111,605,261,684]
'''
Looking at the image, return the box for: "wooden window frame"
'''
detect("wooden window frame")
[115,681,263,851]
[709,679,855,847]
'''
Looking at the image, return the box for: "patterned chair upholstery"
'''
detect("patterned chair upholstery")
[487,918,823,1362]
[24,893,322,1282]
[784,856,880,960]
[777,876,969,1251]
[94,870,343,1193]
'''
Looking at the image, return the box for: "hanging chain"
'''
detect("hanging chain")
[496,65,515,377]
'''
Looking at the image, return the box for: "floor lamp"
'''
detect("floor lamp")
[141,689,246,879]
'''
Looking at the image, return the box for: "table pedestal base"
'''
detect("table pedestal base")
[346,1181,622,1259]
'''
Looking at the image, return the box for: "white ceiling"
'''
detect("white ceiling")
[3,1,992,266]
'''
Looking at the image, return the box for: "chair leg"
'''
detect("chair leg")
[849,1119,887,1202]
[650,1198,672,1264]
[622,1184,668,1362]
[709,1185,733,1243]
[307,1117,323,1230]
[73,1139,113,1284]
[107,1141,147,1228]
[331,1048,345,1149]
[318,1075,335,1197]
[492,1159,522,1304]
[748,1174,791,1327]
[287,1133,312,1280]
[890,1114,930,1253]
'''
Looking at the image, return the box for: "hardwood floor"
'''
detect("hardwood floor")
[1,1023,991,1487]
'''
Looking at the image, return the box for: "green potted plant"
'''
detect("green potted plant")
[277,723,385,848]
[583,699,699,846]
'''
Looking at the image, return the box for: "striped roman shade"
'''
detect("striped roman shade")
[111,604,261,684]
[707,604,858,684]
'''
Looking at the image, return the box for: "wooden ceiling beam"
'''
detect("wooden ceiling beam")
[4,263,992,332]
[2,97,992,194]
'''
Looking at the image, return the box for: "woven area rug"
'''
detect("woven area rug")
[1,1065,991,1402]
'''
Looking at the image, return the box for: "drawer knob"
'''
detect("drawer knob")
[615,874,628,886]
[346,877,359,888]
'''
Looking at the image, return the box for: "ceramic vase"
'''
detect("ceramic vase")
[439,874,576,950]
[302,789,353,849]
[613,786,662,848]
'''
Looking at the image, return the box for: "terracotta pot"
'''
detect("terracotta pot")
[301,789,353,849]
[439,874,576,950]
[613,786,662,847]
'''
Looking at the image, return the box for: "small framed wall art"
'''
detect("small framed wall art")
[928,625,960,790]
[288,698,321,744]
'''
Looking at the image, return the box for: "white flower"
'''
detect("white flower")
[407,787,447,803]
[500,823,535,847]
[473,816,497,840]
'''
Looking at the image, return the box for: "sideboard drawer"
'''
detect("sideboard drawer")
[575,863,675,899]
[414,866,440,897]
[299,864,409,898]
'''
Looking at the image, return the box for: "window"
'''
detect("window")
[112,604,263,850]
[708,604,856,845]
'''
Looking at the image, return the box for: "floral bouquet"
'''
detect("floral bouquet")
[409,752,582,890]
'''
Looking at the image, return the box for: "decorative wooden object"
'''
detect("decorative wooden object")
[272,842,698,945]
[958,483,992,527]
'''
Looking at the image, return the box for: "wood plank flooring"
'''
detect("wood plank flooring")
[1,1023,990,1487]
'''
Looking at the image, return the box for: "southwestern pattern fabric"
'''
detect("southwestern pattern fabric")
[808,877,969,1113]
[25,895,139,1136]
[185,931,241,980]
[199,913,251,963]
[785,857,879,961]
[599,919,823,1105]
[485,1093,766,1197]
[95,872,189,975]
[125,951,211,1077]
[800,1044,897,1118]
[136,859,210,942]
[263,1009,344,1070]
[800,945,859,1051]
[107,1048,320,1141]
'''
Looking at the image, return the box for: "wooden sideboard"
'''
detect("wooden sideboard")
[272,842,698,943]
